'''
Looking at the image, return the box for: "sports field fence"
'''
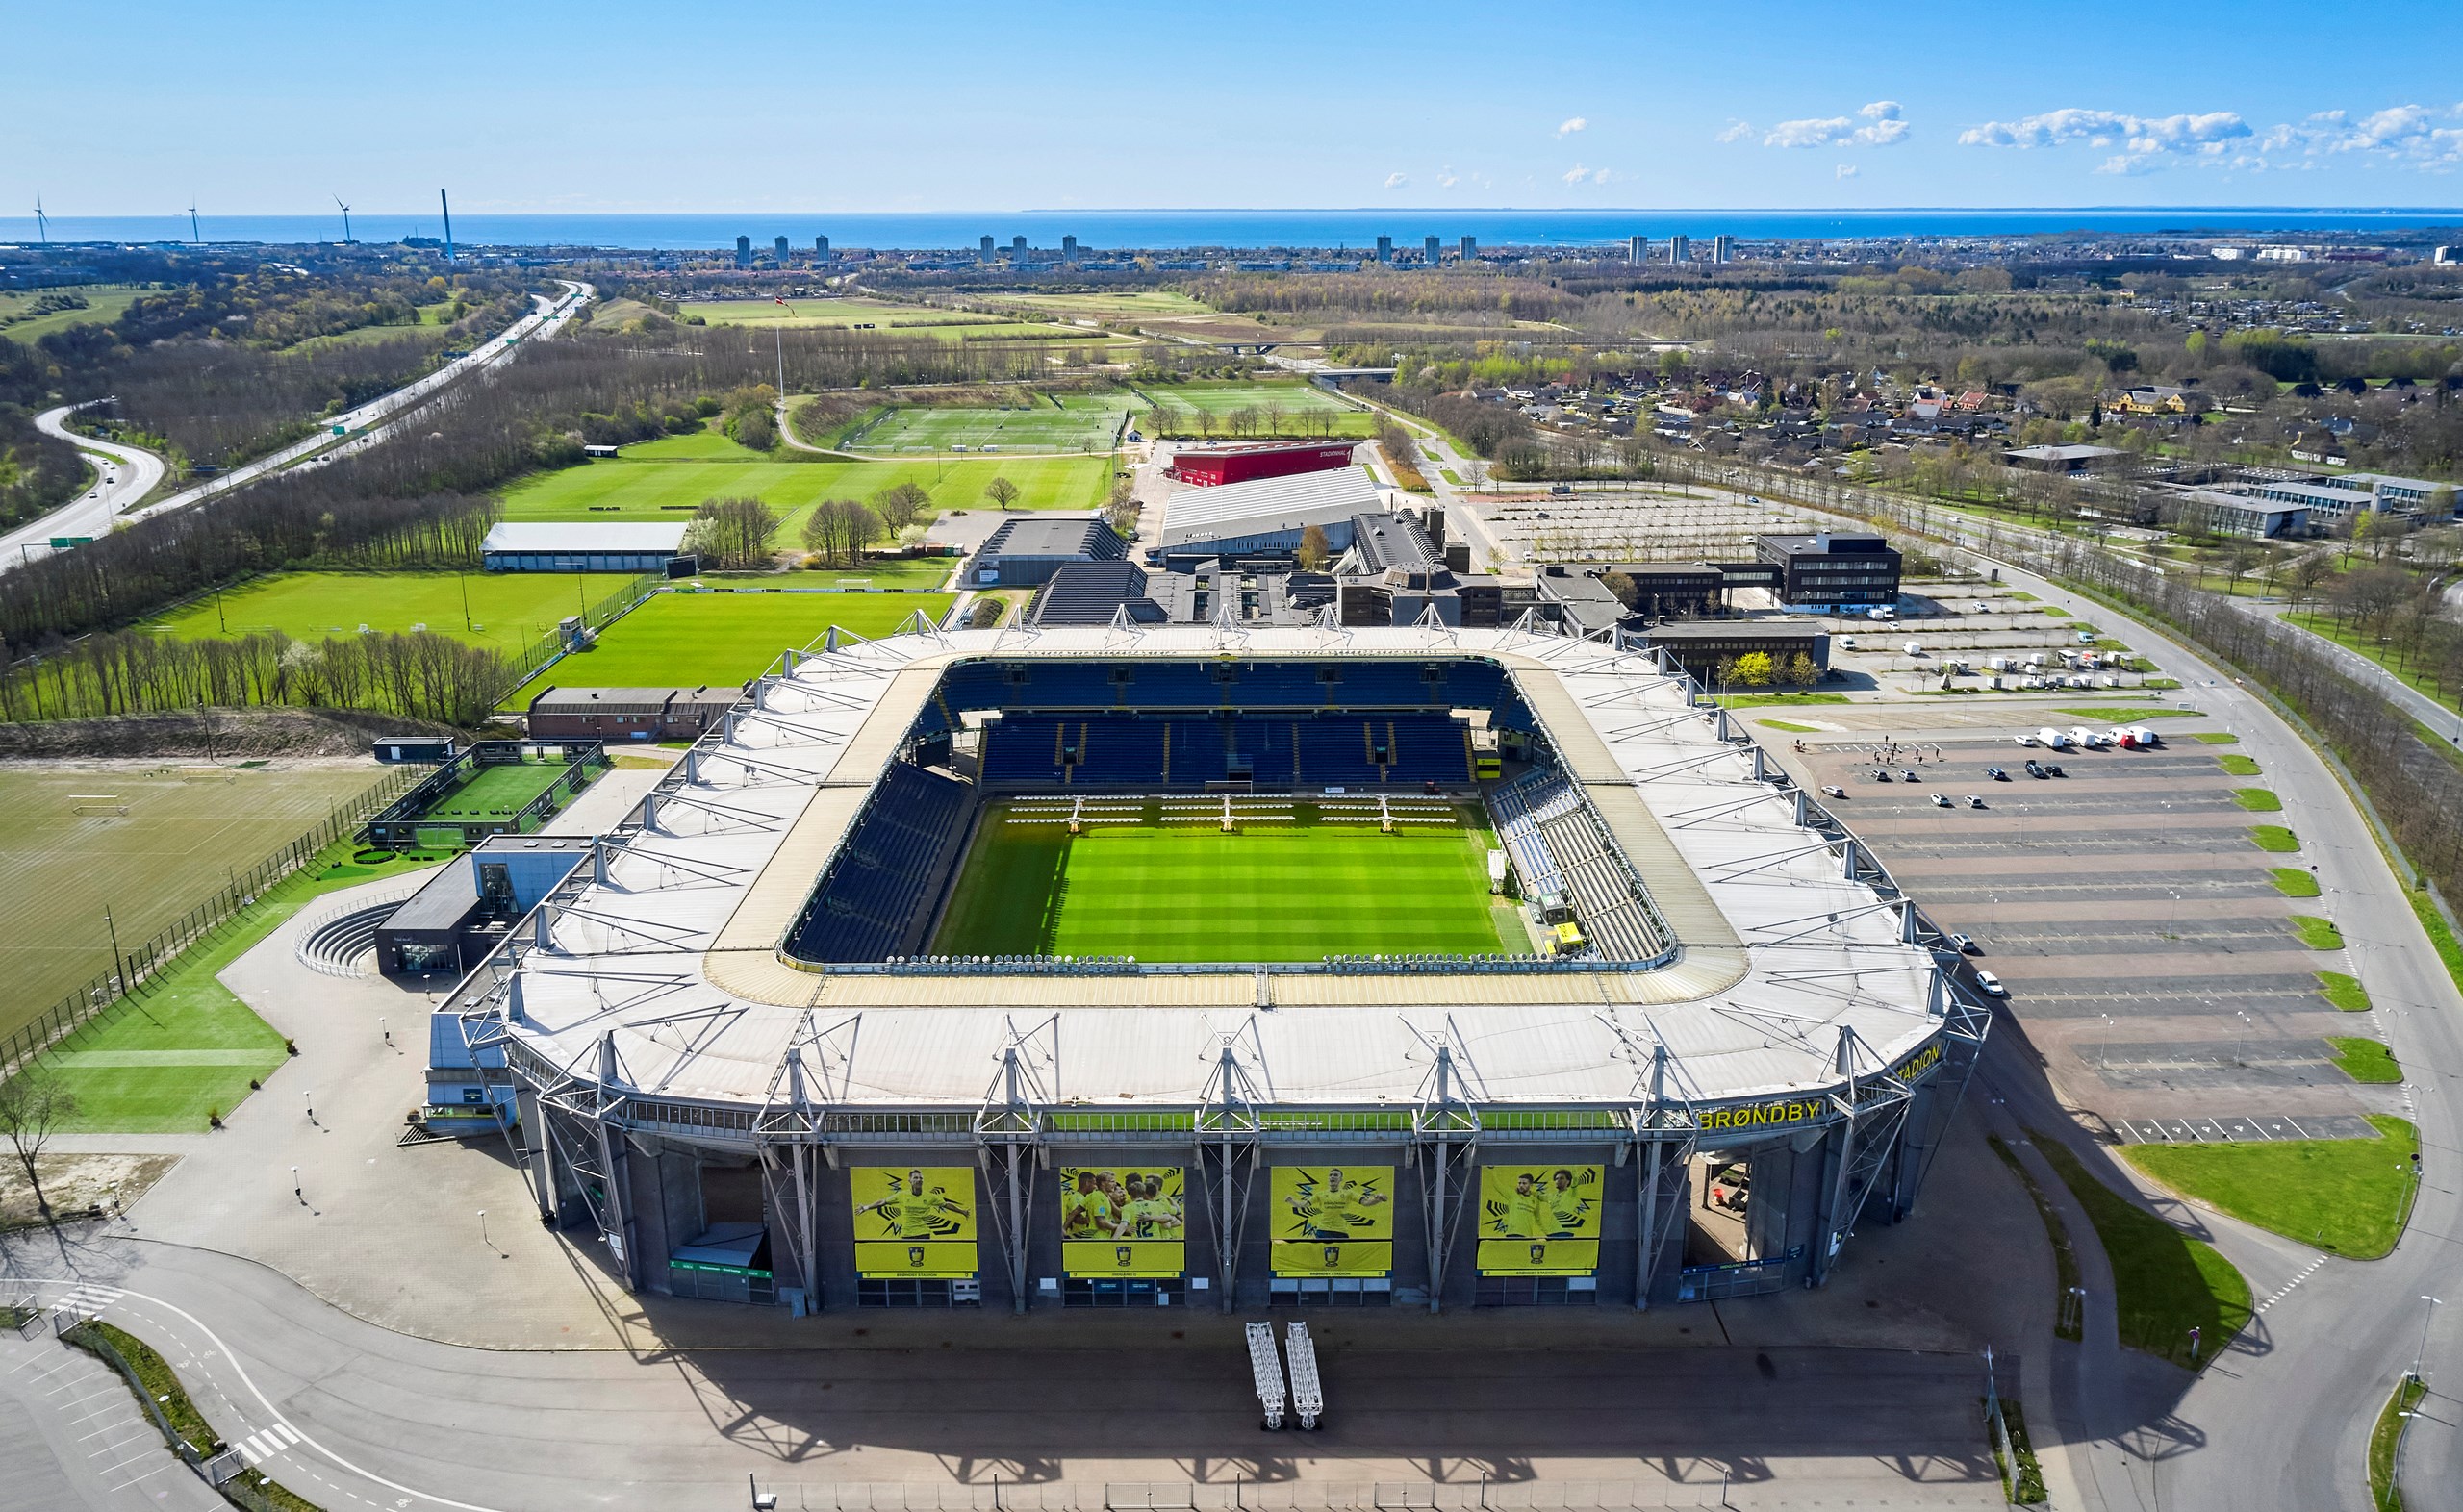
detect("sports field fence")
[0,764,419,1085]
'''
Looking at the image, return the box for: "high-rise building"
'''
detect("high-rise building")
[1424,235,1441,264]
[1011,235,1028,258]
[815,235,831,261]
[1667,234,1690,265]
[979,235,996,258]
[1376,235,1392,263]
[1460,235,1477,262]
[1627,235,1646,265]
[734,235,751,268]
[774,235,790,262]
[1061,235,1079,264]
[2437,246,2459,265]
[1711,235,1736,265]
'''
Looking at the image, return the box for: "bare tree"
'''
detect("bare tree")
[870,481,932,534]
[0,1071,79,1222]
[687,496,780,571]
[983,475,1021,512]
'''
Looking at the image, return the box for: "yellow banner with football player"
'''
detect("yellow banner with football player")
[1059,1167,1185,1277]
[1270,1165,1394,1276]
[851,1166,978,1278]
[1476,1165,1603,1275]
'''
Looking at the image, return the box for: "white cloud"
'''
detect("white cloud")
[1958,107,2249,152]
[1436,165,1460,189]
[1967,101,2463,174]
[1765,100,1908,149]
[1558,116,1587,137]
[1383,171,1408,189]
[1561,163,1591,185]
[1715,120,1754,144]
[1835,164,1859,180]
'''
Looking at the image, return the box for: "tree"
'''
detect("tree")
[871,481,932,534]
[1599,570,1637,607]
[0,1071,78,1222]
[687,496,779,571]
[1787,652,1822,687]
[801,498,881,567]
[1731,652,1776,687]
[1103,480,1140,536]
[1295,524,1331,572]
[983,475,1021,512]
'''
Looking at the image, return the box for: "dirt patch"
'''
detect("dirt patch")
[0,1152,181,1227]
[0,707,477,762]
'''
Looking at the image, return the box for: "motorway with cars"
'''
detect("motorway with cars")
[0,279,593,573]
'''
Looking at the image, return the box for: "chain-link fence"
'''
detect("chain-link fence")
[749,1483,1730,1512]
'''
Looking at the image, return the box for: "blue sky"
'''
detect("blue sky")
[11,0,2463,214]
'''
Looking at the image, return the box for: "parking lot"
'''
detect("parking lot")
[1782,719,2396,1135]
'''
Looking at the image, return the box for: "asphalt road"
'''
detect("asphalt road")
[0,279,592,574]
[0,406,165,566]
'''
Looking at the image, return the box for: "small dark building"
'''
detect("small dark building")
[1642,621,1832,683]
[376,836,590,977]
[373,736,456,764]
[527,686,740,742]
[1752,532,1902,609]
[966,517,1129,589]
[1023,562,1169,627]
[1607,563,1724,617]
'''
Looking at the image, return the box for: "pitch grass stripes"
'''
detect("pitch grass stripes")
[934,799,1512,962]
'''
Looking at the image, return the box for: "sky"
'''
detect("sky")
[9,0,2463,215]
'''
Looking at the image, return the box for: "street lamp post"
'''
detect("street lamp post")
[2414,1296,2441,1381]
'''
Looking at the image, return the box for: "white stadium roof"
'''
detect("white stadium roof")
[1157,468,1389,549]
[482,521,691,554]
[477,625,1945,1115]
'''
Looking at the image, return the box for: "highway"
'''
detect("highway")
[0,280,592,574]
[0,405,167,566]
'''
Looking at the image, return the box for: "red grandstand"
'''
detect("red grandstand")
[1163,440,1358,488]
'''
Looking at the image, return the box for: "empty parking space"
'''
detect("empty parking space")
[2117,1112,2380,1144]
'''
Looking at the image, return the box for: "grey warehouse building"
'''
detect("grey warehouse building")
[482,522,694,574]
[965,517,1129,588]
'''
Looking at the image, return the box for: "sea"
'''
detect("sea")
[5,208,2462,254]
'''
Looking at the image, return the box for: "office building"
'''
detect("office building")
[1711,235,1735,265]
[1667,235,1690,265]
[1628,235,1646,265]
[1011,235,1028,257]
[1459,235,1477,262]
[1424,235,1441,264]
[1376,235,1392,263]
[734,235,751,267]
[1061,235,1078,264]
[980,235,996,257]
[815,235,830,260]
[1753,532,1902,609]
[774,236,789,262]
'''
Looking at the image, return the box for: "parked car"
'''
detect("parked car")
[2016,735,2040,747]
[1929,793,1952,808]
[1871,769,1892,782]
[1965,794,1987,809]
[1948,933,1980,955]
[1899,769,1919,782]
[1972,969,2008,997]
[1985,767,2009,781]
[2024,760,2046,778]
[1820,784,1847,798]
[2045,764,2067,777]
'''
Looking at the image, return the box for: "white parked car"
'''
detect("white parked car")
[1972,970,2007,997]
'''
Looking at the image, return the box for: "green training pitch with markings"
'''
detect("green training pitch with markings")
[931,799,1513,962]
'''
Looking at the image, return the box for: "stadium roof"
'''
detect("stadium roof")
[977,516,1127,561]
[481,521,690,554]
[1158,468,1386,549]
[478,626,1943,1116]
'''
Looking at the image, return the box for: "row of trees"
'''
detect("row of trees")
[0,625,526,726]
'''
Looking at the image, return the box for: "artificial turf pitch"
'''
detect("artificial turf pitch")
[931,800,1513,962]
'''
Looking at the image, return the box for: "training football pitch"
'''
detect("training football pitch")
[498,453,1111,529]
[422,760,570,821]
[845,393,1134,455]
[504,590,955,705]
[1135,381,1377,438]
[146,570,633,653]
[931,799,1514,962]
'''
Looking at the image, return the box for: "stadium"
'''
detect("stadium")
[449,617,1986,1315]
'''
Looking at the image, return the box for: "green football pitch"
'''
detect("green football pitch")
[422,760,569,821]
[146,570,634,653]
[497,452,1112,530]
[1135,381,1377,438]
[504,590,955,706]
[932,800,1515,962]
[845,393,1134,454]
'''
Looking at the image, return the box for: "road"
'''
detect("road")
[0,280,593,574]
[0,407,165,566]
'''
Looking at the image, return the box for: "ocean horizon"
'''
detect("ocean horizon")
[4,206,2460,253]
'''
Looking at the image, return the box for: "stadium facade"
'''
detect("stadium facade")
[446,618,1985,1315]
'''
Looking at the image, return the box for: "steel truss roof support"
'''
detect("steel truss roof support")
[1197,1033,1268,1314]
[1810,1027,1914,1287]
[1409,1033,1481,1314]
[1631,1042,1701,1312]
[976,1018,1055,1316]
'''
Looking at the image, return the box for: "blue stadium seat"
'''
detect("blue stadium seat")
[788,763,974,962]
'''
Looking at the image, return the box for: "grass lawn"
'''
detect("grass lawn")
[998,290,1215,319]
[2287,611,2458,715]
[2329,1037,2403,1083]
[2056,706,2202,721]
[2217,754,2263,776]
[2123,1115,2418,1258]
[0,284,146,343]
[2251,824,2301,852]
[1135,380,1377,439]
[36,843,435,1132]
[846,392,1133,454]
[2410,891,2463,995]
[933,800,1513,962]
[2188,731,2240,744]
[1712,692,1850,708]
[422,759,568,821]
[505,591,952,704]
[775,556,956,590]
[146,570,636,655]
[2233,787,2284,812]
[2034,1136,2252,1371]
[2273,868,2321,897]
[681,296,987,330]
[2289,915,2345,949]
[620,427,774,462]
[1758,719,1819,733]
[0,765,397,1042]
[2371,1375,2428,1512]
[1986,1134,2085,1344]
[498,453,1110,532]
[2321,970,2374,1012]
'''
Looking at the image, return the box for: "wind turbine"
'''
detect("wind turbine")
[33,193,47,245]
[333,195,353,244]
[187,201,199,243]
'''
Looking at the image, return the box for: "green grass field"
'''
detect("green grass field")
[505,591,954,704]
[498,453,1111,531]
[1136,381,1377,438]
[2251,824,2301,853]
[2035,1135,2252,1371]
[932,800,1513,961]
[2123,1114,2417,1257]
[846,392,1134,454]
[146,570,635,653]
[0,284,147,344]
[0,766,395,1042]
[680,297,1114,344]
[998,291,1214,319]
[621,427,774,462]
[423,760,568,821]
